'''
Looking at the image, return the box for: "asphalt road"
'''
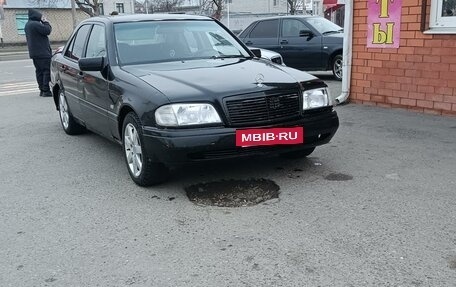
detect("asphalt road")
[1,60,456,286]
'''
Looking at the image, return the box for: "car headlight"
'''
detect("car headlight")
[303,87,331,110]
[155,103,222,127]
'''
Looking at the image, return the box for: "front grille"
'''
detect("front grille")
[188,145,292,160]
[225,91,301,126]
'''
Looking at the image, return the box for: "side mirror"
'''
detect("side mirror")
[250,48,262,58]
[299,30,314,38]
[78,57,104,72]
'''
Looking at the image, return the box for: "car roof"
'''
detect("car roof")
[255,15,319,21]
[82,13,212,25]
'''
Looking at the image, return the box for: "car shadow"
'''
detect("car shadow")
[70,130,323,193]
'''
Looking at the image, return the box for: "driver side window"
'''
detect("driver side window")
[282,19,308,37]
[64,25,91,61]
[86,25,106,58]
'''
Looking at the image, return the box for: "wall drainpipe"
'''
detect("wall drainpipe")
[335,0,353,105]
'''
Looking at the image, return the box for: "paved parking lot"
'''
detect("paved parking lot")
[1,70,455,286]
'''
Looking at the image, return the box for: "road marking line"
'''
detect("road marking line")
[0,59,32,64]
[0,81,50,97]
[0,84,36,89]
[0,81,36,87]
[0,82,37,92]
[0,88,38,97]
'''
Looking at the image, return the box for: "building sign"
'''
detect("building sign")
[367,0,402,48]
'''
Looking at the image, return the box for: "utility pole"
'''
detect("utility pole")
[0,0,3,47]
[71,0,76,28]
[227,0,230,29]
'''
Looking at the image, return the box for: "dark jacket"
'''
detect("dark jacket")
[24,9,52,59]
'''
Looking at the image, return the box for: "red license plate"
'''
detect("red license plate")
[236,127,304,147]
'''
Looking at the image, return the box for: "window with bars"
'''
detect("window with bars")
[116,3,125,13]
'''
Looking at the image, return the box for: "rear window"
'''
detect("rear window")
[249,19,279,38]
[238,23,255,38]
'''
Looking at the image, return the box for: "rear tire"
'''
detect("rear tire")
[280,147,315,159]
[332,54,343,81]
[122,112,169,186]
[58,89,85,135]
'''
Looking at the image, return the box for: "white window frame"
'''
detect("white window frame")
[426,0,456,34]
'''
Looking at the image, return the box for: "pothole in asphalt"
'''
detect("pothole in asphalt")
[324,173,353,181]
[449,257,456,270]
[185,179,280,207]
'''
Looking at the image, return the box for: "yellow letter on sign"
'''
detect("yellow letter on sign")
[372,23,394,44]
[376,0,394,18]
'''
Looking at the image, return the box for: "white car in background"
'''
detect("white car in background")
[258,48,286,66]
[232,29,285,66]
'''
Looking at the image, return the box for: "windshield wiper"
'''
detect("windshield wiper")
[210,55,246,59]
[322,29,343,35]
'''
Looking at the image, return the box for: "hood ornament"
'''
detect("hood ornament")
[255,73,265,88]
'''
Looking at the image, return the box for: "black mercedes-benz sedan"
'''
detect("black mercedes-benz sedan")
[50,14,339,186]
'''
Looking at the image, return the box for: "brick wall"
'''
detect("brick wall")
[351,0,456,116]
[1,9,89,44]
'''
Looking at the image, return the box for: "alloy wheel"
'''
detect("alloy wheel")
[124,123,143,177]
[59,91,70,130]
[333,57,343,80]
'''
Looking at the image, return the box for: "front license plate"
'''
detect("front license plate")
[236,127,304,147]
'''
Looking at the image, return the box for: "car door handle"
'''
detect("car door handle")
[245,41,253,45]
[280,40,288,45]
[59,64,67,72]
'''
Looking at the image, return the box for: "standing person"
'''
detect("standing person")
[24,9,52,97]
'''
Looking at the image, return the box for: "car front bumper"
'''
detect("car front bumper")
[142,110,339,164]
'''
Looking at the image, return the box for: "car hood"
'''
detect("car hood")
[323,32,344,44]
[121,58,316,102]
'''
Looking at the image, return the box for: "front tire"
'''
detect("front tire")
[58,89,85,135]
[122,112,169,186]
[332,54,343,81]
[280,147,315,159]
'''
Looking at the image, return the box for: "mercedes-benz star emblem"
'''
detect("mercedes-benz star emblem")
[255,74,265,87]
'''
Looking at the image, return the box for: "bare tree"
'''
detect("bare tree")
[200,0,224,20]
[287,0,299,15]
[74,0,101,17]
[27,0,60,8]
[150,0,183,13]
[28,0,100,17]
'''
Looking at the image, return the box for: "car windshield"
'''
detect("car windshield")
[306,17,343,35]
[114,20,250,65]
